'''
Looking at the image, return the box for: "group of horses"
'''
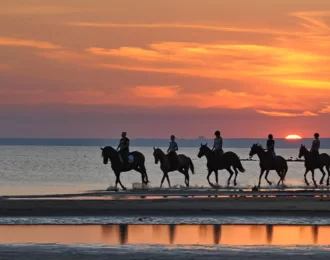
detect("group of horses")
[100,143,330,190]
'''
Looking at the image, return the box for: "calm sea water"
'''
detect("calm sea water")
[0,146,329,196]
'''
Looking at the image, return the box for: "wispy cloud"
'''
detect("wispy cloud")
[256,110,318,117]
[0,37,61,49]
[67,22,306,36]
[132,86,180,99]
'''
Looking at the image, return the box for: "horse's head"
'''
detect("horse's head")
[101,146,116,164]
[153,147,164,164]
[298,144,307,158]
[198,143,209,158]
[249,143,262,158]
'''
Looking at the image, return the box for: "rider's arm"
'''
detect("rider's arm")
[116,140,121,151]
[125,138,130,149]
[167,142,171,153]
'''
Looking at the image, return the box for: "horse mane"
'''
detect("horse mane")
[253,143,265,150]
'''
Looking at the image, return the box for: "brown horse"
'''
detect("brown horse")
[101,146,149,190]
[197,143,245,187]
[249,143,288,187]
[298,145,330,187]
[153,148,195,187]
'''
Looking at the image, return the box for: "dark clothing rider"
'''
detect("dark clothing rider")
[167,135,179,169]
[311,133,320,166]
[117,132,130,164]
[212,130,224,167]
[266,134,276,159]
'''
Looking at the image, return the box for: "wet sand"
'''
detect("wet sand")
[1,196,330,216]
[0,245,330,260]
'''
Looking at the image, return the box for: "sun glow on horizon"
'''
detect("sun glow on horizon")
[285,134,302,140]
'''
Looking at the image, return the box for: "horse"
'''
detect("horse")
[101,146,149,190]
[197,143,245,187]
[153,147,195,187]
[298,145,330,187]
[249,143,288,187]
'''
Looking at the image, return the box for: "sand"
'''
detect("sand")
[0,244,330,260]
[1,196,330,216]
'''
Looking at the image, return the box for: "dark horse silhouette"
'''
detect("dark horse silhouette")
[101,146,149,190]
[153,147,195,187]
[197,143,245,187]
[298,145,330,187]
[249,143,288,187]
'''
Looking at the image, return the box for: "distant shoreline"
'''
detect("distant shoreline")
[0,138,329,148]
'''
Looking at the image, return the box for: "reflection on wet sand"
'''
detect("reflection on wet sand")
[0,224,329,246]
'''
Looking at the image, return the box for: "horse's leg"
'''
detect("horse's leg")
[233,167,239,186]
[215,170,219,185]
[165,172,171,188]
[258,169,265,188]
[116,172,127,190]
[319,167,326,185]
[327,166,330,186]
[311,169,317,188]
[207,169,214,187]
[304,169,310,186]
[185,169,190,187]
[160,172,166,188]
[265,170,272,186]
[276,170,281,186]
[226,167,234,187]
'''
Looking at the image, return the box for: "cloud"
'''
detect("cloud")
[0,37,61,49]
[0,64,11,70]
[131,86,180,99]
[319,106,330,114]
[67,22,306,36]
[256,110,318,117]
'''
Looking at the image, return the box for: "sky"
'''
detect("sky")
[1,0,330,138]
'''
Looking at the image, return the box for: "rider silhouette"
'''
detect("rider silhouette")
[266,134,276,162]
[212,131,224,165]
[117,132,130,165]
[167,135,179,169]
[311,133,320,167]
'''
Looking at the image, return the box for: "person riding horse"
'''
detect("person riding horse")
[212,130,224,165]
[266,134,276,163]
[311,133,321,167]
[116,132,130,165]
[167,135,180,169]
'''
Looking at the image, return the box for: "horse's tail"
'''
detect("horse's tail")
[282,163,288,181]
[237,159,245,173]
[189,158,195,174]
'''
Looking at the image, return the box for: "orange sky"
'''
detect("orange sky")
[0,0,330,138]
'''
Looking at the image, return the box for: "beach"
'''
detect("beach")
[1,195,330,216]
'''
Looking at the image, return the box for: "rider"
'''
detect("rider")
[212,130,224,160]
[167,135,179,168]
[311,133,320,166]
[117,132,130,164]
[266,134,276,160]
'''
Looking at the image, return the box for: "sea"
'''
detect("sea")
[0,142,329,196]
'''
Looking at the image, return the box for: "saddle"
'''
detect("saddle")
[118,153,134,164]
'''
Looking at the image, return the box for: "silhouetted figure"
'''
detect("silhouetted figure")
[117,132,130,165]
[153,147,194,187]
[311,133,321,167]
[198,143,245,187]
[266,134,276,162]
[212,130,224,168]
[298,144,330,187]
[167,135,180,171]
[101,146,149,190]
[249,143,288,187]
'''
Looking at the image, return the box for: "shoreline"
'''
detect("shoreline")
[1,197,330,217]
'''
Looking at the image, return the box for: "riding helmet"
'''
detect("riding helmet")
[122,132,127,136]
[268,134,273,139]
[314,133,319,138]
[214,130,220,136]
[171,135,175,139]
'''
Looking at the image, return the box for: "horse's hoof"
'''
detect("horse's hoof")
[123,187,127,191]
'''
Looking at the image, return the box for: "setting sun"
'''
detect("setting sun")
[285,134,302,140]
